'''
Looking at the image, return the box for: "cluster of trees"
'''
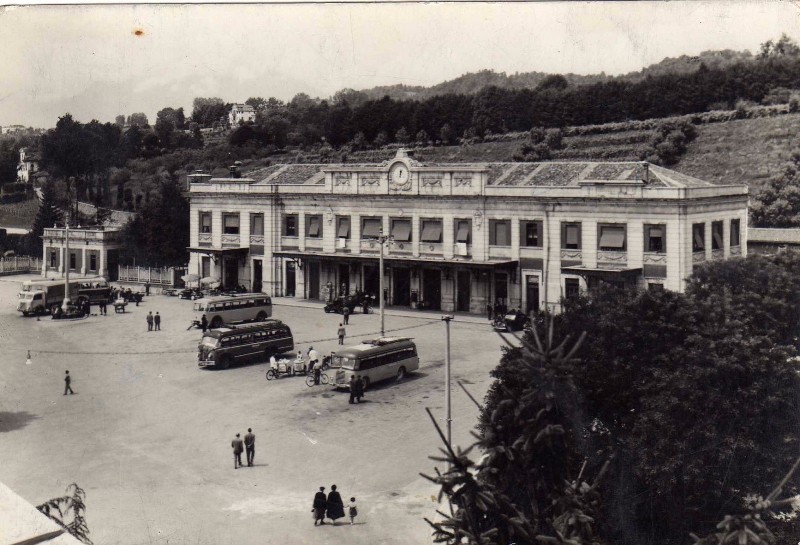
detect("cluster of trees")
[226,39,800,151]
[751,151,800,228]
[427,254,800,545]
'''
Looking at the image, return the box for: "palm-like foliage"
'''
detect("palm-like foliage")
[37,483,93,545]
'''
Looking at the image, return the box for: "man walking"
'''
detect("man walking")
[146,312,153,332]
[337,323,346,345]
[313,487,327,525]
[354,375,365,403]
[231,433,244,469]
[201,314,208,333]
[154,312,161,331]
[64,370,74,395]
[342,305,350,325]
[244,428,256,467]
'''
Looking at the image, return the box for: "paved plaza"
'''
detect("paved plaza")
[0,275,507,545]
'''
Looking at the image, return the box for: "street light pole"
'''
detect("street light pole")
[378,229,393,337]
[441,314,453,461]
[63,216,70,310]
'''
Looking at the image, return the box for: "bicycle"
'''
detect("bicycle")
[305,372,330,387]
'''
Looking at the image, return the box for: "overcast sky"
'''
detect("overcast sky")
[1,1,799,128]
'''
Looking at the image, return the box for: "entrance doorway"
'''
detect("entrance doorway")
[338,264,350,296]
[286,261,296,297]
[456,270,471,312]
[252,260,262,293]
[494,272,508,307]
[201,256,211,279]
[308,261,320,299]
[422,269,442,310]
[525,276,539,314]
[392,268,411,306]
[224,258,239,289]
[363,264,379,300]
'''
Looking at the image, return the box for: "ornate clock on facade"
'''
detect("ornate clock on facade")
[388,162,412,192]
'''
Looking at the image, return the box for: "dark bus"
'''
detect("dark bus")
[197,320,294,370]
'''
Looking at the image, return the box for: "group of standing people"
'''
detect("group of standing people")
[486,300,509,321]
[313,485,357,526]
[146,311,162,331]
[231,428,256,469]
[348,375,365,404]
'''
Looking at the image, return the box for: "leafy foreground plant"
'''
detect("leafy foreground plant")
[422,317,800,545]
[37,483,93,545]
[421,318,612,545]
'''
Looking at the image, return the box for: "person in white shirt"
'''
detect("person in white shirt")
[308,347,321,384]
[270,355,278,373]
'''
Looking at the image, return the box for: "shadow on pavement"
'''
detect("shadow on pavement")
[0,411,38,433]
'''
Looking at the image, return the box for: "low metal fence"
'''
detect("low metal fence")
[0,256,41,274]
[117,266,175,285]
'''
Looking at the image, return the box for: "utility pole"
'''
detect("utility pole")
[441,314,453,464]
[378,229,393,337]
[63,216,70,310]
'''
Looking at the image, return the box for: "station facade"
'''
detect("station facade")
[188,150,748,314]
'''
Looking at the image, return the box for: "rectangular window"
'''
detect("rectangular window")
[223,213,240,235]
[391,219,412,242]
[361,217,382,239]
[565,278,580,299]
[489,220,510,246]
[730,219,741,247]
[644,224,666,253]
[420,220,443,243]
[69,253,76,270]
[200,212,212,234]
[561,222,581,250]
[520,220,543,247]
[50,251,57,268]
[597,224,627,251]
[455,219,471,244]
[692,223,705,252]
[648,283,664,293]
[712,221,724,250]
[306,215,322,238]
[201,256,211,278]
[89,254,97,271]
[283,214,298,237]
[250,214,264,236]
[336,216,350,239]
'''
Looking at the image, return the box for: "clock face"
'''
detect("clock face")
[388,163,412,192]
[390,164,407,183]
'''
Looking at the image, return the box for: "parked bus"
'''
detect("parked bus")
[17,277,111,316]
[323,337,420,390]
[193,294,272,328]
[197,320,294,370]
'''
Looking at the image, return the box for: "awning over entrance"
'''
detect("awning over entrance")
[273,250,517,269]
[187,246,250,256]
[561,265,642,279]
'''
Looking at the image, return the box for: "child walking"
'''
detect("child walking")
[348,497,358,525]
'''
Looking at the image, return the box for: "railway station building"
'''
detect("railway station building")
[187,150,748,314]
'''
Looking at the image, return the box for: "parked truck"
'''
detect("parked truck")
[17,277,111,316]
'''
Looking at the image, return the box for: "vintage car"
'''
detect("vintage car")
[324,296,361,314]
[492,309,531,332]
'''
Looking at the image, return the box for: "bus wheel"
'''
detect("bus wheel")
[217,356,231,370]
[256,311,267,321]
[211,316,223,329]
[396,367,406,381]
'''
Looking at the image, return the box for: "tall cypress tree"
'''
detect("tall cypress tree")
[26,181,63,256]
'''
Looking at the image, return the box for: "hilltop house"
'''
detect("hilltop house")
[228,104,256,126]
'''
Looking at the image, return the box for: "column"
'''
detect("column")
[298,212,306,251]
[212,210,222,248]
[59,247,64,274]
[443,216,454,259]
[99,249,106,278]
[412,215,420,257]
[352,216,361,255]
[81,248,87,275]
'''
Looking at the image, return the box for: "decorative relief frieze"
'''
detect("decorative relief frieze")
[334,174,351,186]
[730,245,742,256]
[453,173,473,187]
[421,175,443,187]
[692,251,706,263]
[643,252,667,264]
[359,175,380,187]
[561,250,582,260]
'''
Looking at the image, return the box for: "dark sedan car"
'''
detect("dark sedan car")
[492,309,531,332]
[324,296,360,314]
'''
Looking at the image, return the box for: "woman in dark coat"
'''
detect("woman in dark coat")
[312,486,327,525]
[326,484,345,525]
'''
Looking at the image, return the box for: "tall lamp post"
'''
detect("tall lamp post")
[377,229,394,337]
[441,314,453,461]
[62,216,71,311]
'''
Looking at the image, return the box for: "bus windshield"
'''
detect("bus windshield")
[193,302,207,312]
[331,355,356,370]
[201,336,219,348]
